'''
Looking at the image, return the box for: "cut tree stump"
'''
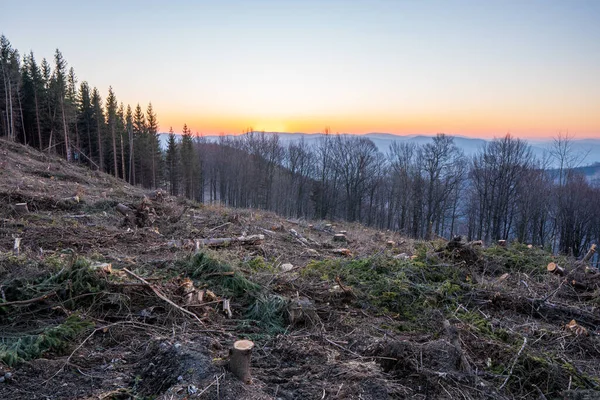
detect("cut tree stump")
[13,237,21,256]
[547,262,565,276]
[229,340,254,384]
[333,234,347,242]
[13,203,29,214]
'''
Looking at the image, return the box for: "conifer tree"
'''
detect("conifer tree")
[52,49,71,161]
[77,82,94,166]
[117,102,127,179]
[105,86,118,177]
[146,103,160,188]
[125,105,134,183]
[66,67,80,155]
[132,103,147,186]
[27,52,43,149]
[165,127,180,195]
[90,87,104,170]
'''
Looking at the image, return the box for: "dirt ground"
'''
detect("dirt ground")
[1,138,599,399]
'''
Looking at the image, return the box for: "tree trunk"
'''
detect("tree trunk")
[120,134,126,179]
[128,126,134,184]
[34,91,42,150]
[111,124,117,177]
[61,100,71,161]
[96,116,103,171]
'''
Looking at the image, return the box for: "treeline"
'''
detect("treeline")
[0,35,161,187]
[164,130,598,257]
[2,36,597,257]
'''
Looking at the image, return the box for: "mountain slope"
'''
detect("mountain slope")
[1,138,599,399]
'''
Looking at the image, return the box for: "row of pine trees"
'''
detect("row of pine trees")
[0,35,161,188]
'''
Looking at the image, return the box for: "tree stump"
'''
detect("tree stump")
[229,340,254,384]
[333,234,347,242]
[13,237,21,256]
[13,203,29,214]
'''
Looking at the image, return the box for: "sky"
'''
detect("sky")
[2,0,600,138]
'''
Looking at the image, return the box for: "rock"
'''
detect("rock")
[279,263,294,272]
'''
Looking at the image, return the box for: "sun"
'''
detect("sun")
[255,121,288,133]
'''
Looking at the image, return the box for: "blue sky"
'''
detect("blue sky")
[2,0,600,137]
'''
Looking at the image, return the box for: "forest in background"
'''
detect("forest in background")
[1,35,598,258]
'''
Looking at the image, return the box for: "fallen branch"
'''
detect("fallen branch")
[208,222,231,232]
[443,320,472,374]
[123,268,205,325]
[195,234,264,248]
[116,203,133,216]
[499,337,527,391]
[258,227,277,237]
[0,219,25,227]
[0,291,56,307]
[223,299,232,318]
[582,244,597,264]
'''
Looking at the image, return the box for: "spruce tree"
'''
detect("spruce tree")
[77,81,94,166]
[90,87,105,170]
[27,52,44,149]
[52,49,71,161]
[146,103,160,188]
[125,105,134,183]
[165,127,180,195]
[105,86,118,177]
[132,103,147,186]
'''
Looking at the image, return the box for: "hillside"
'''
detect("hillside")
[1,138,600,399]
[159,132,600,166]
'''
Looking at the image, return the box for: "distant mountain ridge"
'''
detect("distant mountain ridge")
[158,132,600,166]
